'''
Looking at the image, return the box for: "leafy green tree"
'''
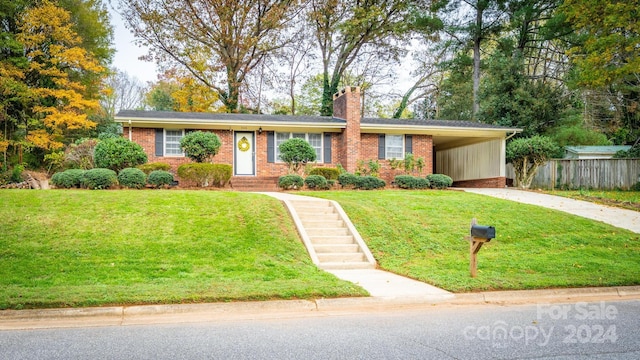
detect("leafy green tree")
[279,138,316,174]
[179,131,221,163]
[506,135,558,189]
[478,43,568,136]
[436,53,474,120]
[560,0,640,143]
[94,137,147,171]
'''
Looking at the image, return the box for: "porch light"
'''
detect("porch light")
[258,127,263,134]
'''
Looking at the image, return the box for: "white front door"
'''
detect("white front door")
[234,132,255,175]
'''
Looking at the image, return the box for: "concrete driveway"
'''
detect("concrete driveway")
[463,188,640,233]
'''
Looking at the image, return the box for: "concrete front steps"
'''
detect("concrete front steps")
[286,199,376,270]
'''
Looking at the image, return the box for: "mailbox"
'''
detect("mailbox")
[470,224,495,240]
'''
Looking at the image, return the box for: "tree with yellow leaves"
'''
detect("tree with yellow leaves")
[16,0,105,150]
[144,70,223,113]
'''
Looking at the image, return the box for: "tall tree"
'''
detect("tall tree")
[15,0,104,150]
[309,0,411,116]
[435,0,508,119]
[561,0,640,143]
[118,0,298,113]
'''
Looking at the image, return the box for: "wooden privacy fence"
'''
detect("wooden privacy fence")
[506,159,640,190]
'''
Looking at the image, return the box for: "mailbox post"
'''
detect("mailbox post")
[464,218,495,277]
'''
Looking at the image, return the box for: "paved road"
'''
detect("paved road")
[2,300,638,359]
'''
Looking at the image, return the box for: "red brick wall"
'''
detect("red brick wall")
[334,87,361,173]
[453,177,506,188]
[124,127,233,173]
[358,133,434,184]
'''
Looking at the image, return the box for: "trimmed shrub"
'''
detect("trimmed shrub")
[353,175,386,190]
[180,131,222,162]
[82,168,118,190]
[279,138,317,173]
[50,169,86,188]
[338,173,359,188]
[94,137,147,171]
[147,170,174,188]
[309,167,340,180]
[427,174,453,189]
[278,174,303,190]
[304,175,329,190]
[177,163,232,187]
[118,168,147,189]
[395,175,430,189]
[137,162,171,175]
[64,138,98,170]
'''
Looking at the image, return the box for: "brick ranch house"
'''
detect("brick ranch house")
[115,87,520,189]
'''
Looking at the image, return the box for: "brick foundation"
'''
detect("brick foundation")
[453,177,507,188]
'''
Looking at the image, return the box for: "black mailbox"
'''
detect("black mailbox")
[471,224,495,240]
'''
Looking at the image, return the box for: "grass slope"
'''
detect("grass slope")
[0,190,366,309]
[301,190,640,292]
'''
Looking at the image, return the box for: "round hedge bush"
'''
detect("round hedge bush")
[338,173,359,188]
[118,168,147,189]
[179,131,222,162]
[94,137,148,171]
[427,173,453,189]
[278,174,303,190]
[353,175,386,190]
[394,175,430,189]
[304,175,329,190]
[147,170,174,188]
[82,168,118,190]
[50,169,86,188]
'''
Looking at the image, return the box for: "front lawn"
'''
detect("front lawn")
[545,189,640,211]
[301,190,640,292]
[0,190,366,310]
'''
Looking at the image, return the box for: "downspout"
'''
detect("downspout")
[128,120,132,141]
[505,130,518,141]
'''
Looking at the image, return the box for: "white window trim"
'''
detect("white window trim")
[385,134,404,160]
[275,132,323,163]
[164,129,185,157]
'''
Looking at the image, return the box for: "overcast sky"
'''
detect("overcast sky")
[109,6,158,83]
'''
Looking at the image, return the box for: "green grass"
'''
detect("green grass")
[0,190,367,310]
[300,190,640,292]
[546,189,640,211]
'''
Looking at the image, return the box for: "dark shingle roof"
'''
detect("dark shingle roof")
[116,110,520,131]
[362,117,518,130]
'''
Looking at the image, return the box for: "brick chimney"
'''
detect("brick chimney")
[333,87,361,173]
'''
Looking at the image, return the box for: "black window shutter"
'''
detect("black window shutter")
[155,129,163,156]
[323,133,332,164]
[378,134,385,160]
[267,131,275,163]
[405,135,413,155]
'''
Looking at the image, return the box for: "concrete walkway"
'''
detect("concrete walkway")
[463,188,640,233]
[261,192,453,301]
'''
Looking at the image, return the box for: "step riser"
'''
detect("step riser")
[306,229,350,237]
[310,236,354,244]
[298,214,341,221]
[317,253,365,262]
[314,245,360,253]
[302,220,344,228]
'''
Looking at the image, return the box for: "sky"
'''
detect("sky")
[108,5,158,83]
